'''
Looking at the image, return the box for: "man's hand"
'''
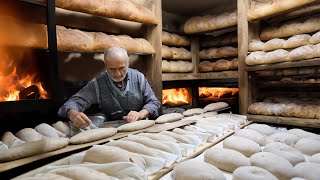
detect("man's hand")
[67,109,92,128]
[123,111,143,122]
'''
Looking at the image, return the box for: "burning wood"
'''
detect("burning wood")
[162,88,190,106]
[199,87,239,98]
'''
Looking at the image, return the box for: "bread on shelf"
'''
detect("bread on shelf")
[162,60,193,73]
[171,47,192,60]
[162,45,174,59]
[198,61,214,72]
[55,0,158,25]
[200,33,237,47]
[184,11,237,34]
[212,60,231,71]
[162,31,191,46]
[199,46,238,59]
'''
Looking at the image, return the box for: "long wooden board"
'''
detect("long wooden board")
[162,71,238,81]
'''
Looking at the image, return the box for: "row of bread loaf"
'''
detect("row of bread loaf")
[200,46,238,59]
[198,58,238,72]
[246,44,320,65]
[260,15,320,40]
[201,32,238,48]
[55,0,158,24]
[183,10,237,34]
[162,60,193,73]
[162,45,192,60]
[248,101,320,119]
[173,123,320,180]
[162,31,191,46]
[249,30,320,52]
[279,78,320,84]
[255,66,320,76]
[248,0,315,21]
[57,25,155,53]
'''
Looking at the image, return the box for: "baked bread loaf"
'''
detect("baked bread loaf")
[248,39,265,52]
[288,44,314,61]
[264,49,289,64]
[162,45,173,59]
[245,51,266,65]
[184,11,237,34]
[171,47,192,60]
[201,33,237,47]
[260,16,320,40]
[310,30,320,44]
[200,46,238,59]
[162,31,191,46]
[263,38,286,52]
[55,0,158,24]
[162,60,171,73]
[230,58,239,69]
[248,0,316,21]
[212,60,231,71]
[284,34,311,49]
[198,61,214,72]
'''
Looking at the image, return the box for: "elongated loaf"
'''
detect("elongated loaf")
[55,0,158,24]
[201,33,237,47]
[198,61,214,72]
[200,46,238,59]
[170,47,192,60]
[162,45,173,59]
[162,31,191,46]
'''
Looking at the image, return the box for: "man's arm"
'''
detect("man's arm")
[58,79,98,128]
[141,78,161,119]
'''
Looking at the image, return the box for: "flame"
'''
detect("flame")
[199,87,239,98]
[162,88,190,106]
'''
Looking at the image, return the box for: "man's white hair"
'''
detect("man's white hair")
[104,46,129,64]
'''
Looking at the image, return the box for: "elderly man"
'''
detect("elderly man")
[58,47,161,128]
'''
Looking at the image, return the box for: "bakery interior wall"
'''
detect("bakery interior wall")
[0,0,162,135]
[161,0,240,113]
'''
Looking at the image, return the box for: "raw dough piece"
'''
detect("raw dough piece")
[70,128,117,144]
[35,123,66,138]
[83,145,146,169]
[52,121,71,137]
[204,147,250,172]
[137,133,177,143]
[1,132,26,148]
[250,152,295,180]
[160,131,193,144]
[173,159,226,180]
[172,128,213,142]
[155,113,184,124]
[182,108,205,117]
[248,39,265,52]
[268,132,299,146]
[263,38,285,51]
[246,123,275,136]
[234,129,266,146]
[263,142,305,166]
[287,128,320,140]
[293,162,320,180]
[15,174,72,180]
[294,138,320,155]
[203,111,218,117]
[15,128,43,142]
[47,166,117,180]
[223,136,262,157]
[0,141,8,152]
[288,45,314,61]
[309,153,320,164]
[284,34,311,49]
[117,120,155,132]
[232,166,278,180]
[203,102,229,112]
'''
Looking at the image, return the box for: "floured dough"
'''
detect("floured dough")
[15,173,72,180]
[173,159,226,180]
[294,138,320,155]
[287,128,320,140]
[264,142,305,166]
[232,166,278,180]
[203,102,229,112]
[309,153,320,164]
[223,136,262,157]
[117,120,155,132]
[160,131,193,144]
[52,121,71,137]
[293,162,320,180]
[70,128,117,144]
[1,131,26,148]
[246,124,275,136]
[155,113,184,124]
[250,152,295,180]
[182,108,205,117]
[35,123,66,138]
[234,129,266,146]
[267,132,299,146]
[204,147,250,172]
[15,128,43,142]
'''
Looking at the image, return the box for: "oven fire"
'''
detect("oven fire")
[199,87,239,98]
[162,88,190,106]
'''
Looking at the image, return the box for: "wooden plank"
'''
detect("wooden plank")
[247,114,320,128]
[237,0,249,114]
[148,121,253,180]
[144,0,162,100]
[191,37,200,75]
[246,58,320,71]
[162,71,238,81]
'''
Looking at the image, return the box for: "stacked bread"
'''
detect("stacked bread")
[248,97,320,119]
[200,32,238,48]
[255,66,320,77]
[247,0,315,21]
[162,31,193,73]
[184,10,237,34]
[246,22,320,66]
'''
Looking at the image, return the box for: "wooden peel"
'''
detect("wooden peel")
[143,119,197,133]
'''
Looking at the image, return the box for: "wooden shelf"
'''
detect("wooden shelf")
[19,0,46,7]
[246,58,320,71]
[162,71,238,81]
[247,114,320,128]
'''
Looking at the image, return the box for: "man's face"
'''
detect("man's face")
[105,55,128,82]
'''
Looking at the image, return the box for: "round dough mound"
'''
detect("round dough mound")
[223,136,262,157]
[204,147,250,173]
[294,138,320,156]
[173,159,226,180]
[267,132,299,146]
[234,129,266,146]
[246,124,275,136]
[250,152,295,180]
[294,162,320,180]
[309,153,320,164]
[232,166,278,180]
